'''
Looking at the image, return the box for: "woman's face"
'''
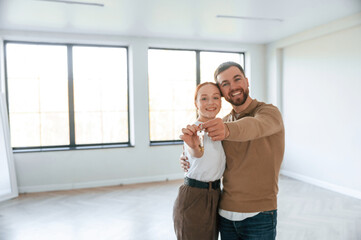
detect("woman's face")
[195,84,222,122]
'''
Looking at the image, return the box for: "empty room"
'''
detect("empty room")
[0,0,361,239]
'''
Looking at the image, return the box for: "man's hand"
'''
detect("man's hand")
[180,153,190,172]
[203,118,229,141]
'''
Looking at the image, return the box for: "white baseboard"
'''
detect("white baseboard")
[18,173,185,193]
[280,169,361,200]
[0,192,18,202]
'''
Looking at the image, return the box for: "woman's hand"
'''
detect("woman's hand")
[179,124,201,149]
[179,124,204,158]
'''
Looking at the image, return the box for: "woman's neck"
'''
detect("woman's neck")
[197,116,215,122]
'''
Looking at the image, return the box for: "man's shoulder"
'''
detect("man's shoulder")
[255,100,280,113]
[222,112,233,122]
[253,101,283,123]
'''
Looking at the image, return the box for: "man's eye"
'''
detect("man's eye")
[222,83,229,87]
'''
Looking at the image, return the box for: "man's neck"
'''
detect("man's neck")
[232,96,253,113]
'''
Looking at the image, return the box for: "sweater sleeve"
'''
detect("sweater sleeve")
[225,105,284,142]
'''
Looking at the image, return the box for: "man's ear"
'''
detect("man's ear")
[245,77,249,88]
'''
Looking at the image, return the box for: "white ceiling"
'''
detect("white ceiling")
[0,0,360,44]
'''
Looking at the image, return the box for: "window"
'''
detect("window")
[148,49,197,142]
[5,42,129,150]
[5,43,69,148]
[72,46,128,145]
[148,48,244,143]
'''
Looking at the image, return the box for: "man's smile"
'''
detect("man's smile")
[230,90,243,97]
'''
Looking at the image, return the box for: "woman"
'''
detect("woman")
[173,82,226,240]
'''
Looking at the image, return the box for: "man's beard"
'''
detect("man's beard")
[225,88,249,106]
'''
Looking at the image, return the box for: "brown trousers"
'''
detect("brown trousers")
[173,184,221,240]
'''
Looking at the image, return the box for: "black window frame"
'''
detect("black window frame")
[148,47,245,146]
[4,41,131,152]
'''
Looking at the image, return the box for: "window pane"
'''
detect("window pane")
[148,49,196,141]
[72,46,128,144]
[200,52,244,118]
[6,43,69,147]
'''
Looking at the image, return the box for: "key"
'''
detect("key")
[197,129,205,152]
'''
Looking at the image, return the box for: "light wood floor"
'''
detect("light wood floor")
[0,175,360,240]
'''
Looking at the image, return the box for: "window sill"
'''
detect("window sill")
[13,143,133,153]
[150,140,183,146]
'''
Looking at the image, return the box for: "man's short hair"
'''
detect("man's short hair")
[214,61,245,83]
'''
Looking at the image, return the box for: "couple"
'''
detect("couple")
[173,61,285,240]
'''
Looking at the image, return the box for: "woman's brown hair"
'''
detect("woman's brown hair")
[194,82,221,106]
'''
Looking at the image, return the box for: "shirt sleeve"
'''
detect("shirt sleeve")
[224,105,284,142]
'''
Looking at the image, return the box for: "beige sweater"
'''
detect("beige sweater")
[220,99,285,213]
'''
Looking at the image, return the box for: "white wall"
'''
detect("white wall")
[0,30,265,193]
[266,13,361,199]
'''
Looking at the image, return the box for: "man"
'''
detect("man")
[181,61,285,239]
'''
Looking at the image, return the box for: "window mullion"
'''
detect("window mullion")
[67,45,76,147]
[195,51,200,120]
[196,51,200,85]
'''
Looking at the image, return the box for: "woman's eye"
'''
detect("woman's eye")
[201,97,207,101]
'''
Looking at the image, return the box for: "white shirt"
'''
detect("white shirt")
[184,121,226,182]
[219,209,259,221]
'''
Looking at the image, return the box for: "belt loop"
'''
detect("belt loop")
[208,181,212,191]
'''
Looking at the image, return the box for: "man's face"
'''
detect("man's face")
[216,66,249,106]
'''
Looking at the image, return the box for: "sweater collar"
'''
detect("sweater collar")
[231,99,258,119]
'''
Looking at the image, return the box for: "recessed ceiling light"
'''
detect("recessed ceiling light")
[35,0,104,7]
[216,15,283,22]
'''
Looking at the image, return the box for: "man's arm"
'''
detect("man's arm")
[226,105,284,142]
[180,154,190,172]
[203,105,283,142]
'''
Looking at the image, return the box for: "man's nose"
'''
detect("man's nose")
[229,81,236,90]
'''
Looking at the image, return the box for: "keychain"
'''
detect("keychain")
[197,125,205,152]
